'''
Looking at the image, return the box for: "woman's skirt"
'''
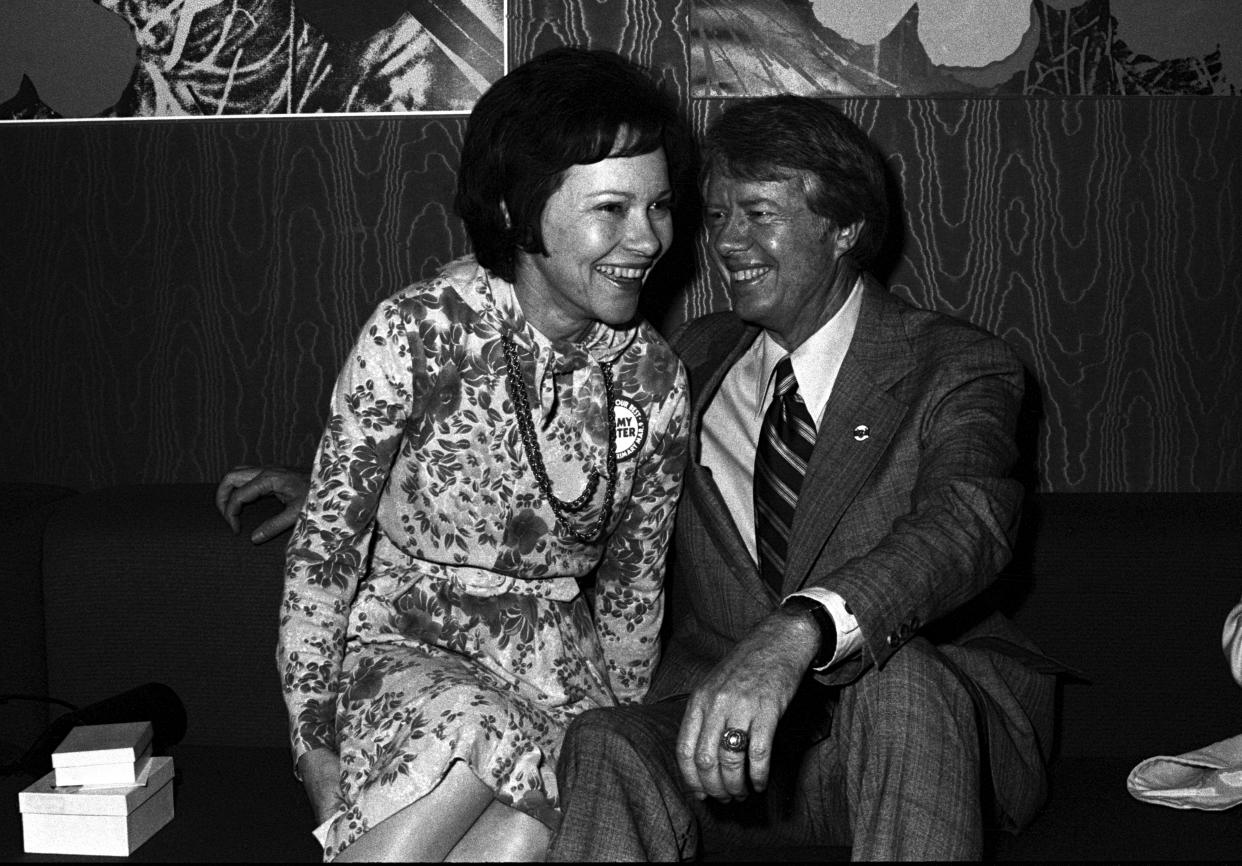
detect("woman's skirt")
[316,568,615,859]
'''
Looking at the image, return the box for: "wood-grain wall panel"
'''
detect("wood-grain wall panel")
[1,1,1238,492]
[2,117,468,489]
[685,96,1241,491]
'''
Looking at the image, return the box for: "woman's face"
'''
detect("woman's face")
[514,148,673,341]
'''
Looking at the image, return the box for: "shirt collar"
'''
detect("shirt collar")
[448,256,636,416]
[753,275,865,423]
[477,262,636,365]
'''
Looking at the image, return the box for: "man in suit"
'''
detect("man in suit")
[216,93,1056,861]
[545,95,1055,861]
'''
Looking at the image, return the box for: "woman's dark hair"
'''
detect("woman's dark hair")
[455,47,691,283]
[701,95,889,266]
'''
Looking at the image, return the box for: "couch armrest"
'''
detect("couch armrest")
[0,483,78,761]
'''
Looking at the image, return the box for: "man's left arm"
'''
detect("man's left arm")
[810,333,1025,682]
[677,332,1025,800]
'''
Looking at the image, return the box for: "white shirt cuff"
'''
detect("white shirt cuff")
[785,587,862,672]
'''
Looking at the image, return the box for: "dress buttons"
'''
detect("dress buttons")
[853,424,870,441]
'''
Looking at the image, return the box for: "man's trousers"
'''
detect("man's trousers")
[548,637,1052,861]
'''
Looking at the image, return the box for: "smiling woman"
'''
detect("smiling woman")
[517,150,674,341]
[220,47,695,863]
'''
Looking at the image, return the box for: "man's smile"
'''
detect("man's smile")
[595,263,651,283]
[726,264,772,284]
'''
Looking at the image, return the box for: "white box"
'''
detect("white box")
[55,744,154,787]
[53,721,154,768]
[20,755,175,856]
[52,721,155,787]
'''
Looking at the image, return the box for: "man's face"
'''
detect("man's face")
[703,170,857,350]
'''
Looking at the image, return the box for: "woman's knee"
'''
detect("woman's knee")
[445,800,551,862]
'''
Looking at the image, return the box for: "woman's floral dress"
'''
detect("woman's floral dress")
[277,257,689,859]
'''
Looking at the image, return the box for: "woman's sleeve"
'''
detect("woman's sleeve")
[592,362,690,705]
[1224,599,1242,687]
[276,299,416,768]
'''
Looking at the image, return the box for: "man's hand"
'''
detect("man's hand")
[215,465,310,544]
[297,748,344,825]
[676,608,821,802]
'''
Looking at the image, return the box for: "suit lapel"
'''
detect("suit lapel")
[682,320,771,600]
[784,281,914,593]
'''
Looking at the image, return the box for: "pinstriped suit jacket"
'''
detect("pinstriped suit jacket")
[648,273,1053,830]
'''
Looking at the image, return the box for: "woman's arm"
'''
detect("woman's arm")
[276,298,416,774]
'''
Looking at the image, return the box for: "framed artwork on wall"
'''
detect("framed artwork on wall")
[692,0,1241,97]
[0,0,508,120]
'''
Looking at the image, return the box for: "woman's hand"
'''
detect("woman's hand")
[215,465,310,543]
[297,748,344,825]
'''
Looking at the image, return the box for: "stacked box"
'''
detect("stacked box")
[20,722,174,856]
[52,721,154,787]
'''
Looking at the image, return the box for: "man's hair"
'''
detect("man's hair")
[455,47,692,284]
[701,95,889,266]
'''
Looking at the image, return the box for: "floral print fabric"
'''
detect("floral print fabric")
[277,257,689,857]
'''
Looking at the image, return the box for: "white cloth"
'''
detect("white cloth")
[1224,599,1242,686]
[1127,602,1242,811]
[1127,733,1242,810]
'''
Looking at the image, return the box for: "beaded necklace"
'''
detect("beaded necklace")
[501,332,618,544]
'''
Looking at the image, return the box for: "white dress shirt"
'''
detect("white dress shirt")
[699,277,866,671]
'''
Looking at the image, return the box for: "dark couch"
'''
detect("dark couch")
[3,484,1241,861]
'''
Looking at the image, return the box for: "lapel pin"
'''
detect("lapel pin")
[853,424,870,441]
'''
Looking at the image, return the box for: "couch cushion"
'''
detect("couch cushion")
[989,755,1242,860]
[698,754,1242,861]
[40,485,291,750]
[1005,493,1242,760]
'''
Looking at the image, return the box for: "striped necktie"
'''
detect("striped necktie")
[754,357,817,595]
